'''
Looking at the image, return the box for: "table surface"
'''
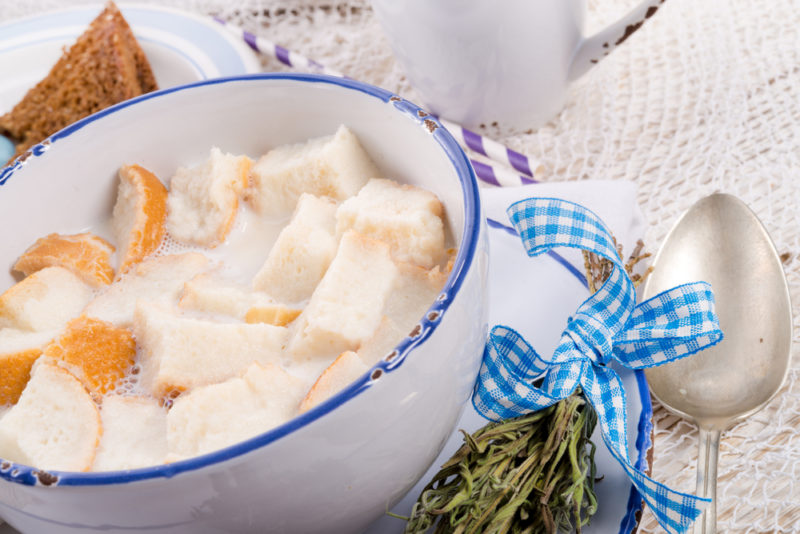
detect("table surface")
[2,0,799,532]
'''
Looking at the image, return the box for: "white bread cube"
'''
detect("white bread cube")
[356,316,405,366]
[385,263,448,333]
[336,178,446,268]
[354,265,447,366]
[166,147,251,247]
[180,273,300,325]
[248,125,377,215]
[0,266,94,332]
[167,362,305,459]
[0,361,101,471]
[288,231,398,361]
[0,329,58,405]
[112,164,168,273]
[84,252,210,327]
[134,302,288,398]
[299,351,369,413]
[252,194,339,304]
[92,396,167,471]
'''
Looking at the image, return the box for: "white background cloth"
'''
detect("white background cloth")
[3,0,800,531]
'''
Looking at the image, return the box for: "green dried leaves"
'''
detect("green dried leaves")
[403,393,598,534]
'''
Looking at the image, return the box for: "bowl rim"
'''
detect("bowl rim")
[0,73,481,487]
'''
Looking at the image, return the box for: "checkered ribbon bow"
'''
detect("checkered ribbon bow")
[473,198,723,534]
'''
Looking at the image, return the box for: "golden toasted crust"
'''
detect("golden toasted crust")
[0,2,158,158]
[116,164,168,273]
[244,305,302,327]
[298,350,368,413]
[0,349,42,406]
[43,316,136,400]
[217,156,252,245]
[13,233,115,287]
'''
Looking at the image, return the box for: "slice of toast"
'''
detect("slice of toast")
[0,266,95,332]
[0,2,158,158]
[113,164,168,274]
[165,147,251,247]
[0,329,57,406]
[247,125,378,215]
[13,233,115,288]
[42,316,136,400]
[0,361,101,471]
[93,395,167,471]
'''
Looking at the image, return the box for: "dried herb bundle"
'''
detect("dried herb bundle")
[402,239,651,534]
[403,393,598,534]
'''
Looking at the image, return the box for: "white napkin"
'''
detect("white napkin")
[366,179,647,533]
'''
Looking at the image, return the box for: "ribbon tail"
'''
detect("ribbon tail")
[603,433,709,534]
[581,364,709,533]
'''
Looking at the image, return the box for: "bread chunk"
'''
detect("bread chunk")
[167,362,305,459]
[84,252,210,327]
[133,302,288,398]
[244,305,301,327]
[93,396,167,471]
[113,164,168,273]
[166,147,251,247]
[0,2,158,157]
[385,263,448,333]
[299,351,369,413]
[0,329,57,405]
[248,125,377,215]
[0,266,94,332]
[336,178,446,268]
[13,233,115,288]
[288,231,398,361]
[252,194,339,303]
[0,361,101,471]
[42,316,135,400]
[356,316,405,366]
[179,272,300,325]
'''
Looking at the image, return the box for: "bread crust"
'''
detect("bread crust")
[13,232,115,287]
[115,164,168,274]
[43,316,136,400]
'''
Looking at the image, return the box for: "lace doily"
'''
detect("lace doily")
[4,1,800,531]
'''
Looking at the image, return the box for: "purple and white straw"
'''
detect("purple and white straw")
[213,18,543,187]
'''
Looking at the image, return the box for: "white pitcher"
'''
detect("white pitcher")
[371,0,665,129]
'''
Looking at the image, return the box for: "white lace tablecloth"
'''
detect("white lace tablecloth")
[4,0,800,532]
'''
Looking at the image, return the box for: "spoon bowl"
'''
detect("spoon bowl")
[643,193,792,533]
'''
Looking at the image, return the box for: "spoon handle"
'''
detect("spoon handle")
[694,428,721,534]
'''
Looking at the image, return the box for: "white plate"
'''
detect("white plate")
[0,3,261,164]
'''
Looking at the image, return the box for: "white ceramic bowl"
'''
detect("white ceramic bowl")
[0,74,488,533]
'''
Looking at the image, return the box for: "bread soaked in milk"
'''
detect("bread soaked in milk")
[0,125,453,472]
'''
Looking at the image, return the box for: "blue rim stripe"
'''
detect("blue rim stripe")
[0,73,481,488]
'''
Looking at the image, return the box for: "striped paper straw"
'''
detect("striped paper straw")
[213,17,544,186]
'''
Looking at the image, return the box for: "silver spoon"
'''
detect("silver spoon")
[642,193,792,534]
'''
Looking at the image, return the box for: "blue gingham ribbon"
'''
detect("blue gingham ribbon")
[473,198,723,534]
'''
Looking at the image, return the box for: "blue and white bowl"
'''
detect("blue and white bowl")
[0,74,488,533]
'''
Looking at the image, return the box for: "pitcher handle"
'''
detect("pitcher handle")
[568,0,666,81]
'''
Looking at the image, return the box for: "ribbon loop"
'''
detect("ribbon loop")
[473,197,723,534]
